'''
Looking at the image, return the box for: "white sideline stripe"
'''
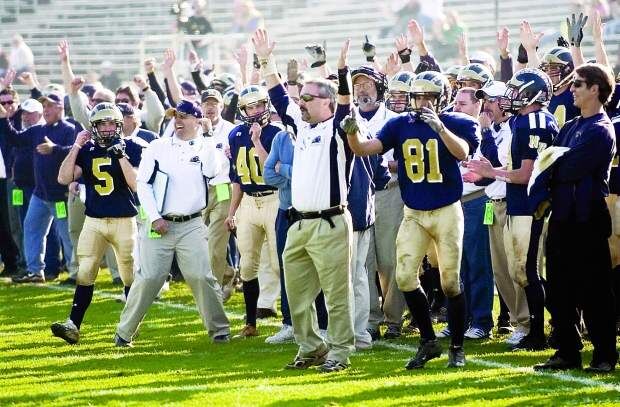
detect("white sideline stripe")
[21,282,620,391]
[375,341,620,392]
[42,284,247,320]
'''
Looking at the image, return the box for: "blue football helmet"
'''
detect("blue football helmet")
[499,68,553,113]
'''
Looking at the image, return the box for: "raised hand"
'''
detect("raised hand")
[362,34,376,62]
[188,49,204,72]
[566,12,588,47]
[18,71,37,88]
[385,52,401,77]
[305,41,326,68]
[407,19,424,46]
[519,20,544,51]
[592,10,604,44]
[251,28,276,59]
[395,33,409,53]
[144,58,156,74]
[457,32,469,60]
[233,44,249,69]
[340,108,359,135]
[58,40,70,63]
[496,27,510,58]
[162,48,176,72]
[0,68,16,89]
[337,39,350,70]
[287,59,299,84]
[70,76,85,94]
[133,74,147,90]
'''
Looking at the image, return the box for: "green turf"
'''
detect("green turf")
[1,275,619,406]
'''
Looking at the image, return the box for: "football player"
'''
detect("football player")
[343,70,480,369]
[456,63,493,90]
[225,85,282,338]
[385,71,415,114]
[467,68,559,351]
[51,103,144,344]
[540,47,579,128]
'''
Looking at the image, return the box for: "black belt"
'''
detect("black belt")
[489,197,506,203]
[246,191,275,198]
[162,212,202,222]
[287,206,345,229]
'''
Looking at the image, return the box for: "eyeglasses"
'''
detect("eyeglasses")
[0,100,15,106]
[299,93,328,102]
[352,82,374,91]
[572,79,586,88]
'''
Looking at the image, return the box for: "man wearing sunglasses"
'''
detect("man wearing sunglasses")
[534,64,618,373]
[253,28,356,373]
[115,100,230,347]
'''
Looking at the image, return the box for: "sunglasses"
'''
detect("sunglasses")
[572,79,586,88]
[0,100,15,106]
[300,93,328,102]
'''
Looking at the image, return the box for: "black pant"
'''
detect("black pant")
[546,205,618,364]
[0,179,19,269]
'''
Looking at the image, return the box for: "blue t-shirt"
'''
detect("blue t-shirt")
[377,111,480,210]
[548,89,579,129]
[76,139,144,218]
[228,123,280,194]
[551,113,616,221]
[506,110,558,216]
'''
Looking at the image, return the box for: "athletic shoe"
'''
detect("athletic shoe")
[383,324,402,340]
[367,327,381,341]
[405,339,442,369]
[51,319,80,344]
[447,345,465,367]
[213,334,230,344]
[511,334,547,351]
[355,340,372,351]
[114,333,133,348]
[584,361,615,373]
[431,306,448,323]
[111,277,123,286]
[533,352,582,371]
[505,327,528,346]
[285,345,328,369]
[436,327,451,339]
[464,327,492,340]
[319,359,349,373]
[256,308,277,319]
[234,324,258,338]
[496,319,513,335]
[265,324,294,344]
[59,277,77,286]
[12,272,45,283]
[44,273,58,282]
[402,320,419,334]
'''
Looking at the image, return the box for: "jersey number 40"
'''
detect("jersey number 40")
[236,146,265,185]
[402,138,443,183]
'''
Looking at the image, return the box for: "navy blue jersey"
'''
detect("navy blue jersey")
[551,113,616,221]
[606,84,620,119]
[228,123,280,194]
[548,89,579,129]
[610,115,620,195]
[506,110,558,215]
[378,111,480,210]
[76,139,144,218]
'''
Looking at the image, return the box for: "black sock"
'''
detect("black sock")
[448,293,466,347]
[69,285,94,329]
[427,268,445,310]
[402,288,435,341]
[315,291,329,330]
[524,283,545,338]
[498,289,510,324]
[124,285,131,299]
[243,278,260,327]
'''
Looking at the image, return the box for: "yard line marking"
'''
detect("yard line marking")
[13,281,619,391]
[375,341,620,392]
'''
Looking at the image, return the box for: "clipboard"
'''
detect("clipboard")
[153,169,169,213]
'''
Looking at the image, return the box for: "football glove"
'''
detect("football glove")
[305,41,326,68]
[566,12,588,47]
[362,35,376,62]
[107,139,127,160]
[339,109,359,135]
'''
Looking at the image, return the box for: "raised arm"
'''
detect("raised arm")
[592,11,610,68]
[520,20,543,69]
[567,13,587,67]
[161,48,182,106]
[135,74,164,132]
[252,28,281,90]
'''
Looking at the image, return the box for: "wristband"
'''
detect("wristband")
[337,67,350,96]
[495,175,510,183]
[259,55,278,77]
[398,48,412,64]
[366,56,375,62]
[517,44,528,64]
[142,86,150,93]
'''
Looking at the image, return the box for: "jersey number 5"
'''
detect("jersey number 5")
[92,157,115,196]
[236,146,264,185]
[402,138,443,183]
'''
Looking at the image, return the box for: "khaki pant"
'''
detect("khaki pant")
[117,217,229,340]
[488,201,529,330]
[257,240,280,310]
[237,193,279,286]
[203,184,234,285]
[503,215,540,288]
[283,211,355,363]
[366,184,406,328]
[395,202,464,297]
[68,194,119,280]
[76,216,136,286]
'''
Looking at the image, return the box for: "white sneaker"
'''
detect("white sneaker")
[265,324,294,344]
[156,280,170,299]
[436,327,451,338]
[506,327,529,346]
[464,327,492,339]
[319,329,328,341]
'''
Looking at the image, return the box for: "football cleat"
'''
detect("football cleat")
[447,345,466,368]
[51,319,80,344]
[405,339,442,369]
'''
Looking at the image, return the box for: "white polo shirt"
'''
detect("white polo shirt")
[355,103,398,173]
[481,120,511,199]
[208,117,235,186]
[137,134,220,221]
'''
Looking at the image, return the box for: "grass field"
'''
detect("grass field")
[2,274,620,406]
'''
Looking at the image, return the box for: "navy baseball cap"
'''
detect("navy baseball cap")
[82,84,97,99]
[38,91,64,106]
[165,99,203,119]
[181,81,198,95]
[116,102,136,117]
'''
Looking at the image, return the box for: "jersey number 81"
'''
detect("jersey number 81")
[402,138,443,183]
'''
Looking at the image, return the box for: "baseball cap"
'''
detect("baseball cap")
[165,99,203,119]
[116,102,136,117]
[181,81,198,95]
[82,84,97,99]
[201,89,223,103]
[38,91,64,106]
[475,81,507,100]
[21,99,43,113]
